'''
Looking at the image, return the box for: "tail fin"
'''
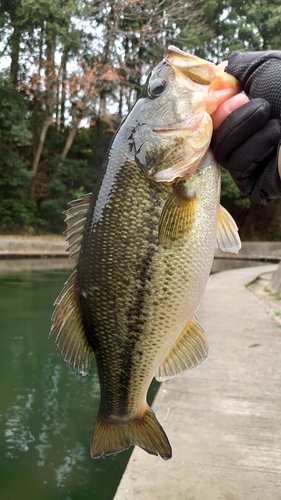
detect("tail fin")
[91,406,172,460]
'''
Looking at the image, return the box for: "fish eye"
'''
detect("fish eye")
[148,78,167,98]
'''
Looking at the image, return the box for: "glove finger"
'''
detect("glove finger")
[226,119,281,178]
[225,52,281,118]
[212,98,271,165]
[243,60,281,118]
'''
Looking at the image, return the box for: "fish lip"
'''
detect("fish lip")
[153,127,190,135]
[152,116,203,135]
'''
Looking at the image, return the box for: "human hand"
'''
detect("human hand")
[211,51,281,204]
[212,93,249,131]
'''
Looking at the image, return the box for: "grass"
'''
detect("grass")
[264,286,281,301]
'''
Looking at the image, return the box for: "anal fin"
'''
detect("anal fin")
[155,316,208,382]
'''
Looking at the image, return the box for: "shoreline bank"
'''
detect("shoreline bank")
[0,237,281,261]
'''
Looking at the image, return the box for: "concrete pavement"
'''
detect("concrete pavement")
[114,265,281,500]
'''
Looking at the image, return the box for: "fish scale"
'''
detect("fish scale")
[50,45,241,460]
[78,161,169,412]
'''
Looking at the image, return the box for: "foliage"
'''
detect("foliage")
[220,169,251,210]
[0,0,280,237]
[38,155,101,233]
[197,0,281,62]
[0,78,37,232]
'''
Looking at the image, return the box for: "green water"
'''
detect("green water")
[0,267,158,500]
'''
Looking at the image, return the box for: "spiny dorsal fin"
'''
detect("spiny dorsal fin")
[49,270,93,377]
[159,183,197,245]
[155,316,208,382]
[216,205,241,254]
[64,193,92,263]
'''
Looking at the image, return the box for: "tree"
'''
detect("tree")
[0,0,22,87]
[13,0,209,175]
[1,0,281,236]
[0,77,36,232]
[96,0,208,113]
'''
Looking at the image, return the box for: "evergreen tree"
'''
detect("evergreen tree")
[0,0,281,236]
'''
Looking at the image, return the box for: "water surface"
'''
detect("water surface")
[0,267,146,500]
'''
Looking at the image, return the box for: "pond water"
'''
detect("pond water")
[0,264,160,500]
[0,258,271,500]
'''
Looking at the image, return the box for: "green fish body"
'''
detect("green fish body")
[50,46,241,460]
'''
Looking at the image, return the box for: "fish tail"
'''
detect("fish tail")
[91,406,172,460]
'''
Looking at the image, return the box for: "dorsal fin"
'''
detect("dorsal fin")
[64,193,92,262]
[216,205,241,253]
[49,192,93,376]
[49,270,94,376]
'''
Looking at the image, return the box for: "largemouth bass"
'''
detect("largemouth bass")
[50,46,241,460]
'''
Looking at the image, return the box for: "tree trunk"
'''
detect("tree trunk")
[60,46,69,130]
[268,262,281,295]
[32,24,56,173]
[32,116,53,173]
[61,117,82,159]
[10,14,21,88]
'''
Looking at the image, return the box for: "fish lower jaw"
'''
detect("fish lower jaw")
[152,152,207,182]
[152,117,203,135]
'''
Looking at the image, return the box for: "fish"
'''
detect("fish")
[50,45,241,461]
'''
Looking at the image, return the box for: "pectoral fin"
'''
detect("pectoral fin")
[216,205,241,253]
[159,183,197,245]
[155,317,208,382]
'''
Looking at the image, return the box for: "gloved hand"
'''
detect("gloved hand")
[212,51,281,204]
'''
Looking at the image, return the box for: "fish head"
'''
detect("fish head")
[129,45,240,182]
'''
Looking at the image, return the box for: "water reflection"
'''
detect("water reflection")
[0,269,133,500]
[5,391,36,457]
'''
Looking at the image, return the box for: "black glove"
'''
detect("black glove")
[212,51,281,204]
